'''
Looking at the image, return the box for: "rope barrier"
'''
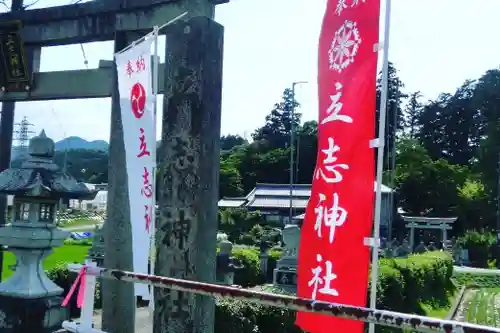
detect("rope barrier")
[66,263,500,333]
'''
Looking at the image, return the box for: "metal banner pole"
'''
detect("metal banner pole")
[368,1,392,332]
[148,24,160,312]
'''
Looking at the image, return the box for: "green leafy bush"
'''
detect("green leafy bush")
[373,263,405,311]
[64,238,93,246]
[230,245,283,285]
[265,247,283,282]
[232,246,262,287]
[457,230,495,268]
[269,247,283,260]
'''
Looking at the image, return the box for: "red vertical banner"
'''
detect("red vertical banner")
[296,1,381,332]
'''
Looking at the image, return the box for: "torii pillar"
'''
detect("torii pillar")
[154,6,224,333]
[0,0,41,282]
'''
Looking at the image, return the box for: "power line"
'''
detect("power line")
[48,107,69,173]
[68,0,89,68]
[80,43,89,68]
[13,116,35,150]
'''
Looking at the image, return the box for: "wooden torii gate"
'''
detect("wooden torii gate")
[0,1,227,333]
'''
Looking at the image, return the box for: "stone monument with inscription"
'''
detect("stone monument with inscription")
[259,237,272,279]
[273,224,300,293]
[87,224,105,266]
[0,131,97,332]
[154,11,225,333]
[216,239,243,285]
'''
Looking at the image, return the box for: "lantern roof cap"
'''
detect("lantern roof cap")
[0,130,98,200]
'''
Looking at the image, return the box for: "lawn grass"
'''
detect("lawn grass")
[420,289,459,319]
[1,244,90,280]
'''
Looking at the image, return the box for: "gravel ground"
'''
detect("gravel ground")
[453,288,477,322]
[63,307,152,333]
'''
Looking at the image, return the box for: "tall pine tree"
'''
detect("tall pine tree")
[375,62,408,172]
[404,91,423,139]
[252,88,301,149]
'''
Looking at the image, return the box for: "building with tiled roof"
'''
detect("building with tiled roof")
[218,182,394,228]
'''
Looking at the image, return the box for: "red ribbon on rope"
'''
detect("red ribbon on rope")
[61,266,87,309]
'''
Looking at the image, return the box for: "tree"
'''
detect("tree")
[252,88,301,149]
[220,134,248,152]
[219,159,244,198]
[376,62,407,135]
[404,91,423,139]
[418,80,480,166]
[218,207,265,242]
[473,70,500,199]
[456,179,490,232]
[375,62,408,171]
[295,120,318,183]
[223,142,291,194]
[418,93,451,161]
[52,149,109,183]
[393,137,470,218]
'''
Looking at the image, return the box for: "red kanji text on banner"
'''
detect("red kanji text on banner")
[115,38,156,300]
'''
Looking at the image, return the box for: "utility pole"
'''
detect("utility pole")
[387,91,398,241]
[13,116,35,151]
[296,133,301,186]
[496,150,500,269]
[12,116,35,162]
[289,81,307,225]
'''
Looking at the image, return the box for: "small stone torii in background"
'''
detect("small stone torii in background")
[0,0,229,332]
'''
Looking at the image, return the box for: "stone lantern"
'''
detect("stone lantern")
[216,239,244,285]
[0,130,98,332]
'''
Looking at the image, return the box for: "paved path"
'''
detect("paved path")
[61,223,103,232]
[65,307,152,333]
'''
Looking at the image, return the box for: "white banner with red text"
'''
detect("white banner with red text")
[115,38,155,299]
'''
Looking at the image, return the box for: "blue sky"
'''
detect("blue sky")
[4,0,500,143]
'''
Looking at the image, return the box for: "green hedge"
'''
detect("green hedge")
[225,245,282,286]
[379,252,454,314]
[46,248,453,333]
[64,239,93,246]
[216,251,454,333]
[231,247,262,286]
[214,285,301,333]
[453,271,500,288]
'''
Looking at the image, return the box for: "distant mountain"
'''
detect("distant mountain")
[55,136,109,151]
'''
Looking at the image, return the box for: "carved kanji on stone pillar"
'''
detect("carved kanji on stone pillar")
[154,16,224,333]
